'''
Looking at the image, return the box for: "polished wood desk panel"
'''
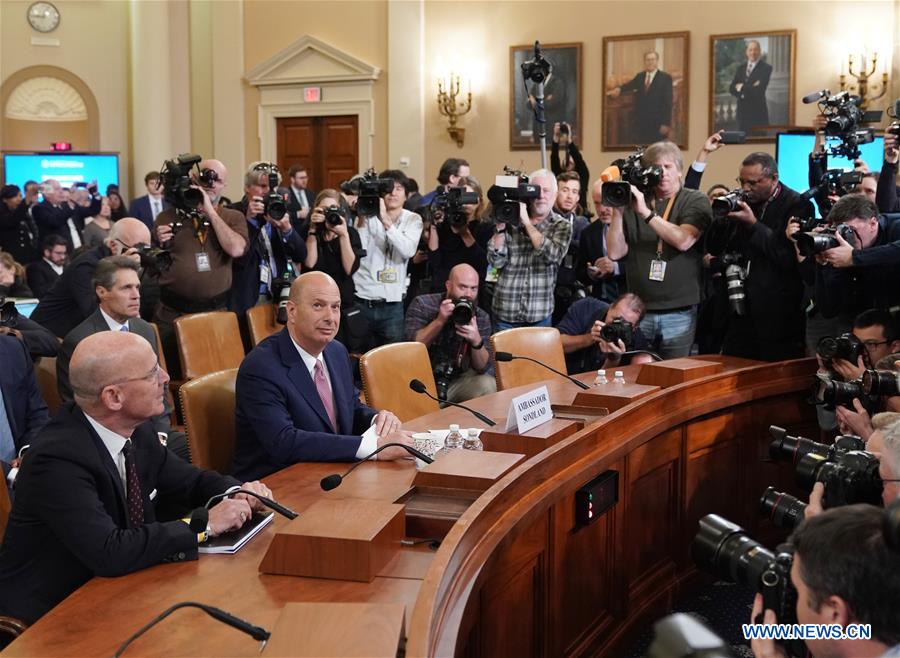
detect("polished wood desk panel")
[3,356,816,657]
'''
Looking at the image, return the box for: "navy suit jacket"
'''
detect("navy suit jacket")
[130,195,170,232]
[0,335,49,455]
[0,402,239,624]
[232,329,377,481]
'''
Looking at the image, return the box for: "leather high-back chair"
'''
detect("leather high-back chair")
[490,327,568,391]
[34,357,62,416]
[179,368,238,474]
[359,342,439,423]
[246,304,281,347]
[174,312,245,381]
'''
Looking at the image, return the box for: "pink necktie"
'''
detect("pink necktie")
[314,360,337,431]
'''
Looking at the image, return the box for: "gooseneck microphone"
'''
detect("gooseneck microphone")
[204,489,299,520]
[494,352,590,389]
[320,442,434,491]
[409,379,497,426]
[113,601,270,657]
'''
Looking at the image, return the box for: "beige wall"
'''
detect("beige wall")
[422,0,899,197]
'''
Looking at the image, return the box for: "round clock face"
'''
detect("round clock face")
[27,2,60,33]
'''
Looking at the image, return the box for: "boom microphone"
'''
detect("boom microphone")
[802,89,827,104]
[409,379,497,426]
[320,442,434,492]
[494,352,590,389]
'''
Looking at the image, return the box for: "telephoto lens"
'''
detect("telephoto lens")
[760,487,807,530]
[862,369,900,397]
[768,426,830,465]
[451,297,475,326]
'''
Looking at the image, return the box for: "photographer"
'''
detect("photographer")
[421,158,470,207]
[0,184,39,265]
[749,505,900,658]
[553,172,590,321]
[575,180,625,304]
[557,293,654,374]
[153,158,248,373]
[683,130,727,191]
[426,176,492,295]
[876,129,899,213]
[488,168,572,330]
[551,122,590,212]
[352,169,423,346]
[705,152,813,361]
[405,264,495,403]
[227,162,306,316]
[808,194,900,320]
[304,189,365,350]
[606,141,713,358]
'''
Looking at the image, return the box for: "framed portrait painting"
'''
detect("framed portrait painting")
[510,42,582,151]
[602,31,690,150]
[709,30,796,140]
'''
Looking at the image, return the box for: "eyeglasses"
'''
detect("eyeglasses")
[108,362,162,387]
[863,340,889,350]
[114,238,148,251]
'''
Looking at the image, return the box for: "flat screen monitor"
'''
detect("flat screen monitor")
[776,132,884,216]
[2,152,119,192]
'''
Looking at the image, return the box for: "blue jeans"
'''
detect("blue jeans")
[493,315,552,333]
[639,307,697,359]
[358,302,404,346]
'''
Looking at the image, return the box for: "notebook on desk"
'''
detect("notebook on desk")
[199,511,274,554]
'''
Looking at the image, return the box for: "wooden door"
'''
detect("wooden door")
[276,115,358,192]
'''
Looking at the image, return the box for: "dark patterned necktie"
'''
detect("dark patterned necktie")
[122,439,144,528]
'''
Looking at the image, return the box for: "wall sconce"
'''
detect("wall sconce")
[840,50,889,110]
[437,73,472,148]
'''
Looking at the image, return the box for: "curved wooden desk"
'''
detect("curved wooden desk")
[3,356,816,657]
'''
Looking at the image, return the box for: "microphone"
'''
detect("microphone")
[409,379,497,426]
[802,89,827,104]
[204,489,299,520]
[113,601,270,657]
[494,352,590,389]
[320,442,434,491]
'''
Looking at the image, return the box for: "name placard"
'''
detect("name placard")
[505,385,552,433]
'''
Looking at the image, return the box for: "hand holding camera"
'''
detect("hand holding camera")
[815,226,856,268]
[628,184,651,218]
[246,196,266,220]
[454,314,480,346]
[727,199,756,225]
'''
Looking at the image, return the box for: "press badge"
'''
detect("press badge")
[195,252,211,272]
[259,261,272,287]
[377,267,398,284]
[649,259,666,281]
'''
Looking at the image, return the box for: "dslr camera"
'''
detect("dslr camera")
[451,297,475,326]
[0,297,19,328]
[134,245,173,274]
[600,148,663,207]
[711,189,748,219]
[432,186,478,227]
[599,318,634,349]
[323,206,346,227]
[487,167,540,226]
[250,162,287,221]
[803,89,880,159]
[795,223,859,258]
[356,168,395,218]
[800,165,864,217]
[159,153,204,213]
[816,332,865,365]
[862,368,900,397]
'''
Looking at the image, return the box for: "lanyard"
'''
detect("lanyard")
[654,191,677,259]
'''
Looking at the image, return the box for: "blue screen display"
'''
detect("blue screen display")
[776,133,884,216]
[2,153,119,192]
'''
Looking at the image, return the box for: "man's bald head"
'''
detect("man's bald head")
[70,332,154,401]
[290,271,339,304]
[287,272,342,354]
[108,217,151,250]
[448,263,478,287]
[446,263,479,301]
[200,159,227,182]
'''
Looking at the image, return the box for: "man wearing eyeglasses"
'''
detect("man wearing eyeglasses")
[30,218,151,338]
[0,331,273,626]
[704,152,813,361]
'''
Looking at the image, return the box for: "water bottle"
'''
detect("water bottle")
[444,424,464,450]
[462,428,483,451]
[613,370,626,385]
[593,369,608,386]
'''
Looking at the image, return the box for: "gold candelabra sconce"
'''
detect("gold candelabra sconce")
[840,51,889,110]
[437,73,472,148]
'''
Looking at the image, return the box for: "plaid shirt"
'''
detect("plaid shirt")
[487,211,572,323]
[405,293,493,374]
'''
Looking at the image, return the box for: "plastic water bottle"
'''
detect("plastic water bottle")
[444,424,464,450]
[613,370,626,385]
[462,428,483,451]
[593,369,608,386]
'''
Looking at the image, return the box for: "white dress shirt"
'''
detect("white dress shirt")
[99,307,130,332]
[84,413,129,486]
[149,195,164,220]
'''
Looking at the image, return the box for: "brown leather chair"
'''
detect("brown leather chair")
[179,368,238,474]
[490,327,568,391]
[246,304,280,347]
[150,321,181,427]
[174,311,245,381]
[0,614,27,650]
[34,357,62,416]
[359,342,439,423]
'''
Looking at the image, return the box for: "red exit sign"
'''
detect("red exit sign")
[51,141,72,151]
[304,87,321,103]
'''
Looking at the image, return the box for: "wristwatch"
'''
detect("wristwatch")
[642,212,655,224]
[470,339,485,350]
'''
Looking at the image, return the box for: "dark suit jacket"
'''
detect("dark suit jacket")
[130,195,170,232]
[729,60,772,133]
[0,335,48,455]
[286,187,316,228]
[31,197,101,247]
[25,259,60,299]
[0,202,39,265]
[0,402,240,624]
[232,329,377,481]
[30,245,110,338]
[620,70,674,144]
[575,220,625,303]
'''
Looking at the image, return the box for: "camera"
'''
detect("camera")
[487,167,540,226]
[708,253,748,316]
[134,245,173,274]
[600,148,663,207]
[559,122,570,136]
[692,515,802,656]
[356,168,395,218]
[711,189,747,219]
[323,206,346,227]
[599,318,634,348]
[816,332,865,365]
[451,297,475,326]
[760,487,807,530]
[159,153,203,212]
[813,376,868,411]
[433,361,457,400]
[795,449,883,508]
[432,186,478,227]
[521,40,552,84]
[249,163,286,221]
[796,223,859,258]
[769,425,866,466]
[803,89,881,159]
[862,369,900,397]
[272,275,294,325]
[0,298,19,328]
